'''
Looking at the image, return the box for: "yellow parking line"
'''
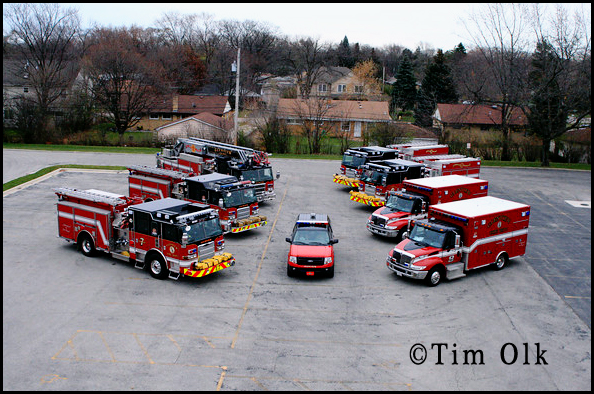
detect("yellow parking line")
[231,181,289,349]
[565,295,591,299]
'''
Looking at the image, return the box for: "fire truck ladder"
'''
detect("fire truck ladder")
[186,137,266,163]
[128,165,188,179]
[53,187,128,206]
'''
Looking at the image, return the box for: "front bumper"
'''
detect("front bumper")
[230,216,267,233]
[256,190,276,202]
[333,174,360,188]
[386,256,427,280]
[349,191,385,207]
[288,263,333,276]
[366,222,399,237]
[182,255,236,278]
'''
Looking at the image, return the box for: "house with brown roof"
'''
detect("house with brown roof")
[132,94,232,131]
[433,103,528,133]
[275,98,392,140]
[155,112,234,143]
[296,66,381,100]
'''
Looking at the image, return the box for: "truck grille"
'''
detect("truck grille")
[371,215,386,227]
[361,183,375,194]
[236,206,250,220]
[198,241,215,261]
[345,168,357,178]
[296,257,325,266]
[389,250,411,268]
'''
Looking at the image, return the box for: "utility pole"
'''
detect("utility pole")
[233,47,240,145]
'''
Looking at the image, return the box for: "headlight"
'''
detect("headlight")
[324,257,333,265]
[253,207,259,215]
[289,256,297,264]
[409,264,426,271]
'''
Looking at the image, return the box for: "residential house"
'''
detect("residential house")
[133,94,232,131]
[432,103,528,133]
[297,66,382,100]
[155,112,234,143]
[275,98,392,140]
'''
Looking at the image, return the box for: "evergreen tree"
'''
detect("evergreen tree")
[337,36,354,68]
[391,55,417,113]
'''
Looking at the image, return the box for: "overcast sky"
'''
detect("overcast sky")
[65,2,482,51]
[4,3,590,52]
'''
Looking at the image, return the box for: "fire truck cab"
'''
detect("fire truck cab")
[54,188,235,280]
[286,213,338,278]
[333,146,397,188]
[350,159,425,207]
[386,196,530,286]
[185,173,266,233]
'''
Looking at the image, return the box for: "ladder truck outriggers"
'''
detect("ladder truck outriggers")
[54,187,235,280]
[349,159,425,207]
[333,146,398,188]
[157,137,278,202]
[127,165,266,234]
[386,196,530,286]
[366,175,489,241]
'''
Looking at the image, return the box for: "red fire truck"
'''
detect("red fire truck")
[127,166,266,234]
[333,146,397,188]
[367,175,489,240]
[398,144,449,161]
[157,137,278,202]
[349,159,425,207]
[54,187,235,280]
[386,196,530,286]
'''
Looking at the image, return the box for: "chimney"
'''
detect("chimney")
[172,95,179,113]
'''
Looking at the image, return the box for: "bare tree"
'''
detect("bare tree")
[464,3,532,161]
[284,37,329,99]
[83,27,167,140]
[527,3,591,166]
[4,3,83,141]
[291,97,337,153]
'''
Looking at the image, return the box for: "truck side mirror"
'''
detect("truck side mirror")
[285,237,292,243]
[218,198,224,208]
[330,239,339,244]
[276,171,280,179]
[421,201,427,212]
[455,234,461,248]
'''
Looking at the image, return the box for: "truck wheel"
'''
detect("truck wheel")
[396,228,406,242]
[425,266,444,286]
[287,264,295,277]
[326,266,334,278]
[147,254,169,280]
[78,233,95,257]
[493,253,508,270]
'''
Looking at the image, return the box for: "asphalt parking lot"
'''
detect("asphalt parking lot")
[3,151,591,390]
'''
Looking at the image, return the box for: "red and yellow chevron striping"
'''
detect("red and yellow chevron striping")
[182,258,235,278]
[231,220,267,233]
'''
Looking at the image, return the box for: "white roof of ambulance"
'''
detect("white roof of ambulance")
[405,175,485,188]
[433,196,529,217]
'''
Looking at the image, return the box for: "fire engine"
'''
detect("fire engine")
[367,175,489,240]
[349,159,425,207]
[157,137,278,202]
[54,187,235,280]
[286,213,338,278]
[333,146,397,188]
[398,144,449,161]
[386,196,530,286]
[416,155,482,178]
[127,166,266,234]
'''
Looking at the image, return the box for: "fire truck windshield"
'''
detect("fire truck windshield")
[386,195,415,212]
[183,217,223,244]
[343,154,365,168]
[223,188,257,207]
[408,224,446,249]
[241,168,273,182]
[292,227,331,246]
[360,169,383,184]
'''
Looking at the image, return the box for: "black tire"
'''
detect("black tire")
[287,264,295,277]
[396,228,406,243]
[493,253,508,270]
[147,253,169,280]
[78,233,95,257]
[326,265,334,278]
[425,266,444,286]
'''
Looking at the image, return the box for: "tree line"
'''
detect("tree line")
[3,3,591,165]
